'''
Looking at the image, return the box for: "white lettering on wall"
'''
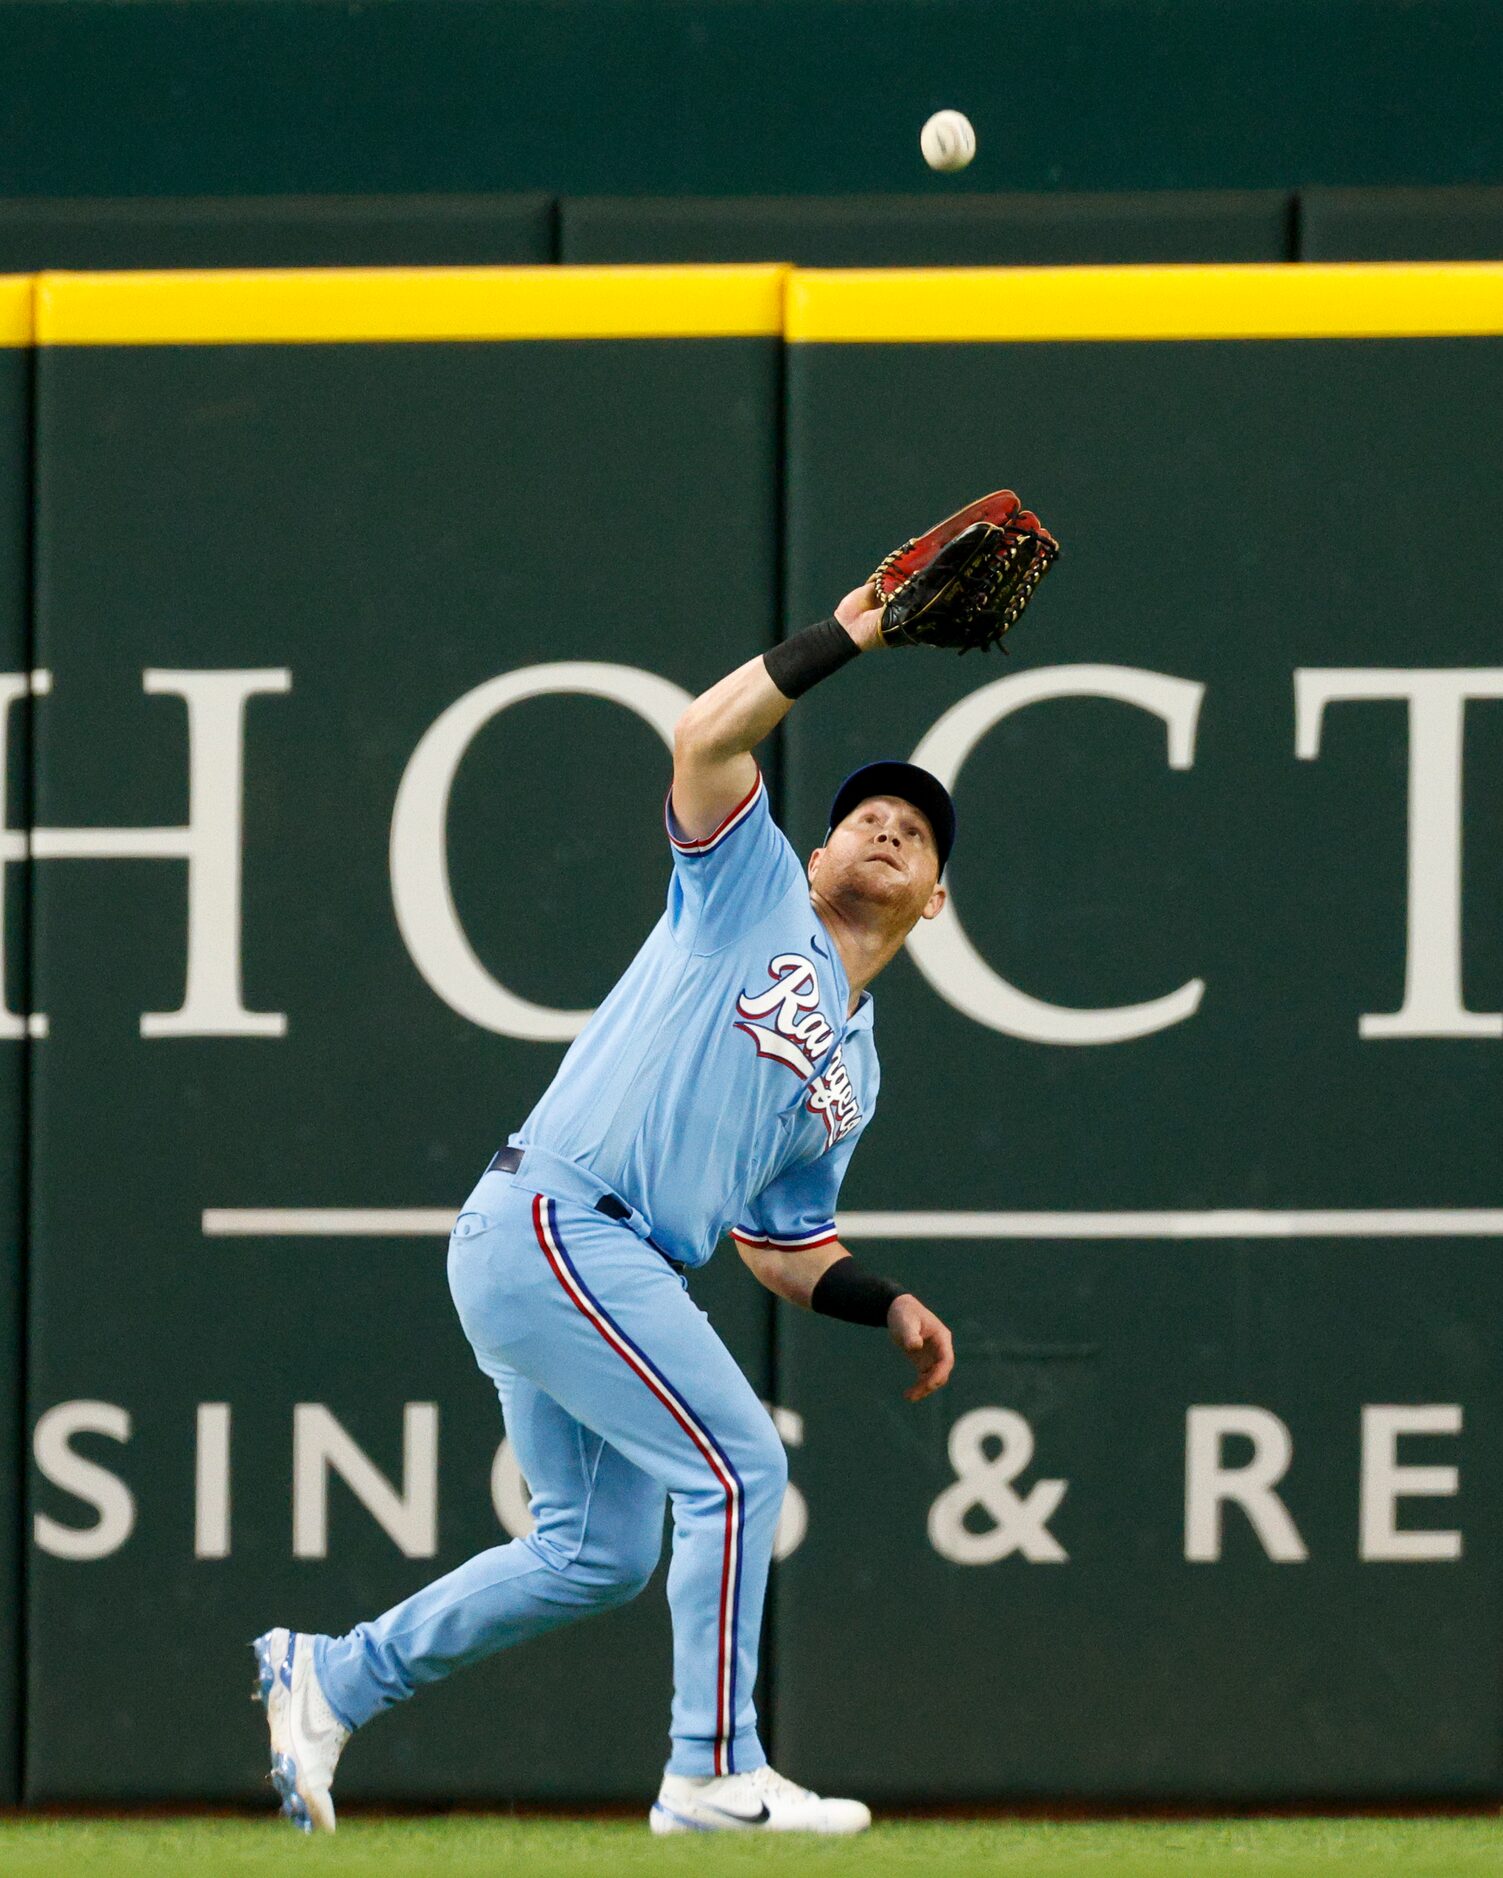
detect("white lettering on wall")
[1185,1405,1308,1563]
[1295,669,1503,1039]
[0,668,290,1039]
[389,662,692,1040]
[33,1399,136,1561]
[7,662,1496,1049]
[928,1406,1068,1563]
[25,1397,1472,1565]
[292,1403,439,1559]
[195,1403,232,1560]
[1359,1404,1463,1562]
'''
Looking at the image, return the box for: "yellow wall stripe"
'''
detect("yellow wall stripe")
[0,277,32,347]
[785,263,1503,343]
[15,261,1503,347]
[34,264,789,346]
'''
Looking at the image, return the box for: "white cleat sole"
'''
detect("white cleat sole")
[649,1795,872,1835]
[651,1801,715,1835]
[252,1628,337,1835]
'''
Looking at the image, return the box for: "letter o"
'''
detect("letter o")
[906,665,1206,1045]
[390,663,693,1040]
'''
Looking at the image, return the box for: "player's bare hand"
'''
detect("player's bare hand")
[834,581,884,652]
[887,1294,954,1402]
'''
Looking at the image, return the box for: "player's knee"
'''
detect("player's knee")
[603,1562,657,1606]
[737,1422,789,1516]
[572,1517,662,1607]
[605,1522,664,1603]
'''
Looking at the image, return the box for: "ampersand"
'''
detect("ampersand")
[927,1406,1069,1564]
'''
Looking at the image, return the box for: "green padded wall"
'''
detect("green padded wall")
[776,297,1503,1796]
[562,193,1294,267]
[1,2,1499,199]
[0,195,556,274]
[10,259,1503,1806]
[779,1246,1503,1798]
[0,283,29,1806]
[1300,187,1503,260]
[23,273,781,1800]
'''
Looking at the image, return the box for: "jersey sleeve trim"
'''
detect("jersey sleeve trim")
[666,768,764,855]
[729,1222,840,1252]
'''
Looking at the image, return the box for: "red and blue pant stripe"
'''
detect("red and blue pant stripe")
[533,1194,748,1773]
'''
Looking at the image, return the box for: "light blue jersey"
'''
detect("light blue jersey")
[311,767,887,1783]
[516,769,879,1267]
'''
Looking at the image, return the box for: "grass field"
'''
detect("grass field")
[0,1815,1500,1877]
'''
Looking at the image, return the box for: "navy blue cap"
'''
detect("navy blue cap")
[826,760,956,874]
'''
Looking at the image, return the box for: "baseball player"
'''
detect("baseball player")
[253,496,1057,1835]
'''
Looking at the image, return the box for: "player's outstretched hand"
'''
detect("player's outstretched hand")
[887,1294,955,1402]
[833,580,885,652]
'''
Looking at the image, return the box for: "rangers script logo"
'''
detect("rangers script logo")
[734,953,863,1145]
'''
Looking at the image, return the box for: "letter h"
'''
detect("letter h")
[0,668,290,1038]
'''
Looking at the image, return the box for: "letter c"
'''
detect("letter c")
[906,665,1205,1045]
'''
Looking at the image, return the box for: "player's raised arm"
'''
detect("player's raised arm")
[673,488,1058,843]
[670,584,884,843]
[734,1236,955,1404]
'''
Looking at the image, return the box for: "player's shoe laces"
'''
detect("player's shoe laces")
[251,1627,350,1834]
[651,1763,871,1834]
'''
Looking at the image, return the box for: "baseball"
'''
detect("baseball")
[920,109,976,173]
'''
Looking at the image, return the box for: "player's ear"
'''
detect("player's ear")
[919,881,947,921]
[807,846,825,883]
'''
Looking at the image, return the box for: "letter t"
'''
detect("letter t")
[1295,669,1503,1039]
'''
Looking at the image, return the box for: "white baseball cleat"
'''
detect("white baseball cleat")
[651,1764,872,1834]
[251,1627,349,1834]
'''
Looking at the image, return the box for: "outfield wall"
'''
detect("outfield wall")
[0,275,31,1807]
[3,262,1502,1802]
[1,1,1500,199]
[2,186,1502,276]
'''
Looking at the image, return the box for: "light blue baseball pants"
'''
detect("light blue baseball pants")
[313,1170,787,1777]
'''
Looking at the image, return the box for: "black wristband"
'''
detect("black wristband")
[763,616,861,701]
[810,1257,906,1328]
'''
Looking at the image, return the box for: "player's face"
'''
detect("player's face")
[809,795,945,926]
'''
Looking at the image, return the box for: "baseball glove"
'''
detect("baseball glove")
[871,490,1059,652]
